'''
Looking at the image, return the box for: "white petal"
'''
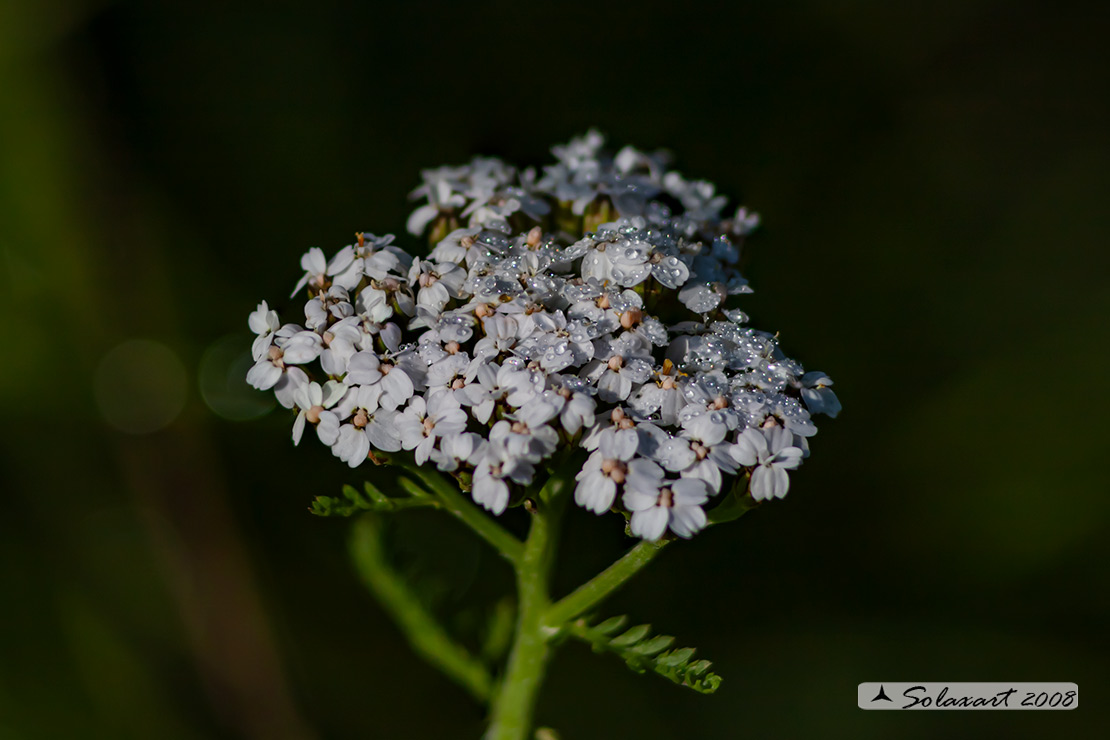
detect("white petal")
[316,411,340,445]
[575,473,616,514]
[626,459,664,493]
[292,411,306,445]
[302,247,326,274]
[407,204,440,236]
[670,477,710,505]
[668,504,707,538]
[473,475,509,515]
[415,437,435,466]
[366,418,402,452]
[246,360,282,391]
[621,488,657,512]
[630,507,668,541]
[382,370,414,404]
[734,428,767,466]
[770,467,791,499]
[749,466,771,501]
[346,352,382,384]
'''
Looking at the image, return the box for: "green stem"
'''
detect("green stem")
[400,463,524,565]
[349,515,493,703]
[485,473,570,740]
[545,539,669,629]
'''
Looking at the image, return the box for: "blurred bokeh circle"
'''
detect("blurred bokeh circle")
[199,333,275,421]
[94,339,188,434]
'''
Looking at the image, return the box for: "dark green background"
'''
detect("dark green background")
[2,1,1106,738]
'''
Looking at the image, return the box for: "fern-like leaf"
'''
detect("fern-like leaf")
[311,479,441,517]
[565,615,723,694]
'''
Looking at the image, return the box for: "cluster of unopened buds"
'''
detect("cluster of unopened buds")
[248,130,839,541]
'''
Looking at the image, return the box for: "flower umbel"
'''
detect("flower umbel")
[248,130,839,541]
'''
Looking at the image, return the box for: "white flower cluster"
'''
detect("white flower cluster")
[247,131,839,541]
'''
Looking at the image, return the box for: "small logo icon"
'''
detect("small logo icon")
[872,685,893,702]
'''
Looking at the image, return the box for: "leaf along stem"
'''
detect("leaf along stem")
[349,515,493,703]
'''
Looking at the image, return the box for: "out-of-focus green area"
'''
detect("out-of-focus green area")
[1,1,1107,738]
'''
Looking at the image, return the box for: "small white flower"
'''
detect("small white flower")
[733,427,803,501]
[249,300,280,361]
[407,171,468,235]
[489,398,562,464]
[345,351,418,411]
[574,427,638,513]
[273,366,309,410]
[280,330,324,365]
[333,388,402,466]
[395,391,468,465]
[624,478,709,541]
[431,432,485,472]
[629,361,685,425]
[304,286,353,331]
[291,380,346,446]
[472,313,522,361]
[799,371,841,418]
[409,259,467,313]
[429,226,483,266]
[583,347,653,403]
[472,448,534,515]
[319,316,362,376]
[550,377,597,436]
[291,246,364,298]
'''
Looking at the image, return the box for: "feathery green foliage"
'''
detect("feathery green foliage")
[311,479,440,517]
[565,615,723,694]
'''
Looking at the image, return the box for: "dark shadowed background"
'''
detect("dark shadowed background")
[2,1,1107,738]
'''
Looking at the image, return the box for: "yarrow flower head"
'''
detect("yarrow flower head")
[248,130,839,541]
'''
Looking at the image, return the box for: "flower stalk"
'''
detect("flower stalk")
[545,538,669,629]
[400,461,523,564]
[484,471,569,740]
[350,514,494,703]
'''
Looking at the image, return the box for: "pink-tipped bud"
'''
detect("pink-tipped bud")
[600,458,626,484]
[659,488,674,508]
[620,308,643,329]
